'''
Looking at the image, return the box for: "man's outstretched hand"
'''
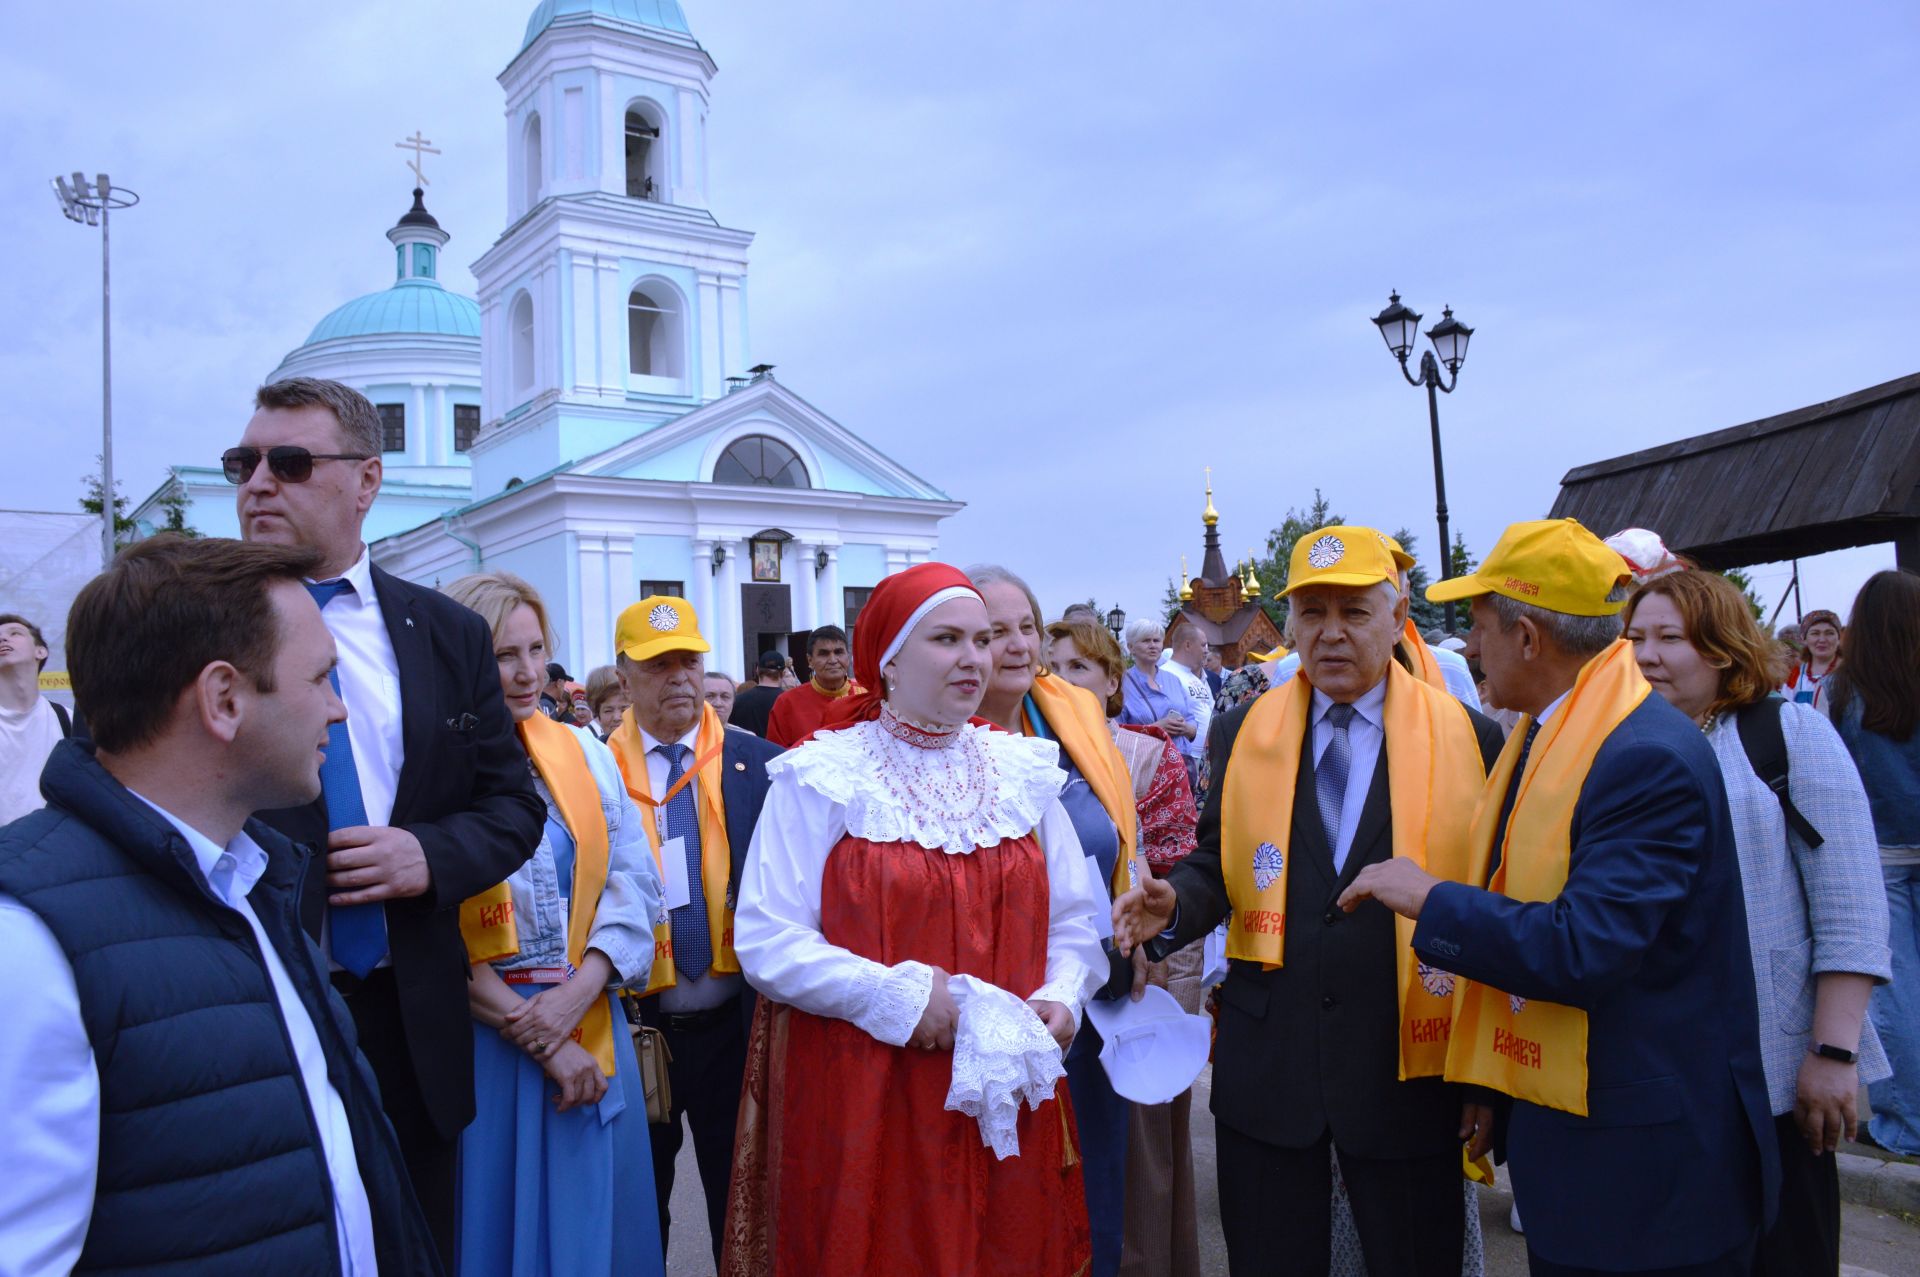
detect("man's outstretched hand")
[1337,857,1439,920]
[1112,875,1178,955]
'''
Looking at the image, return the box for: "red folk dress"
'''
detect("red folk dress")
[726,710,1107,1276]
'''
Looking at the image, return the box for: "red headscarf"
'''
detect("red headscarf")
[817,563,984,734]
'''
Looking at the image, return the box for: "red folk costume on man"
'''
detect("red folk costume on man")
[724,564,1103,1276]
[765,676,862,748]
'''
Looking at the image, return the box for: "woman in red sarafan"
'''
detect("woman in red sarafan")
[724,564,1105,1276]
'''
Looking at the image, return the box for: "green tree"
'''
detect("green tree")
[79,462,136,547]
[1395,529,1444,633]
[1720,567,1764,621]
[156,480,202,538]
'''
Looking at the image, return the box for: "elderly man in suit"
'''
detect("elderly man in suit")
[1343,518,1779,1275]
[232,376,545,1266]
[1117,526,1505,1277]
[607,596,781,1268]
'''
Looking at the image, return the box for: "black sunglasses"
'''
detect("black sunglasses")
[222,446,372,485]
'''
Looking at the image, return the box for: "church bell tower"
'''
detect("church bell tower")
[470,0,755,492]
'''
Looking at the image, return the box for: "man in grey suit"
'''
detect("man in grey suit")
[1116,525,1504,1277]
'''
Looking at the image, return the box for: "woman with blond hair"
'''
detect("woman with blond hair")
[440,572,665,1277]
[1624,569,1889,1276]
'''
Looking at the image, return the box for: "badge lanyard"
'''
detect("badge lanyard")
[631,740,726,830]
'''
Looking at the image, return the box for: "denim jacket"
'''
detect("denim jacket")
[1834,698,1920,849]
[492,724,663,984]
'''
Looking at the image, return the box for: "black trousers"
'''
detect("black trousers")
[1215,1121,1464,1277]
[1527,1237,1756,1276]
[1755,1111,1840,1276]
[638,994,751,1271]
[334,968,460,1270]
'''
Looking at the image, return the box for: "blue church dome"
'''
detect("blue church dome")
[303,280,481,346]
[521,0,692,52]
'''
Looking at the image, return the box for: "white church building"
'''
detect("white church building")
[134,0,961,681]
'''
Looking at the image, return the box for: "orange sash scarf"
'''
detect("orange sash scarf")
[1023,672,1140,897]
[1220,660,1486,1078]
[456,715,617,1075]
[1442,640,1648,1114]
[610,703,738,994]
[1400,619,1448,692]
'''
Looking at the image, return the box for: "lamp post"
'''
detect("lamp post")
[1105,604,1127,642]
[1371,291,1474,632]
[51,172,140,569]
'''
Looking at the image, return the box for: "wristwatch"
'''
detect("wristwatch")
[1810,1042,1859,1064]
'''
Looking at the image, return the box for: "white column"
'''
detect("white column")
[884,545,910,575]
[716,538,742,680]
[675,87,702,207]
[578,534,612,671]
[816,543,841,627]
[598,71,622,195]
[793,540,818,632]
[429,384,448,466]
[698,272,724,400]
[599,256,624,403]
[608,536,634,618]
[691,537,717,653]
[409,383,428,465]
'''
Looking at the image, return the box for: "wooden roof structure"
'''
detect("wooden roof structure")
[1549,371,1920,570]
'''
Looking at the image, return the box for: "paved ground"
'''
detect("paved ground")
[663,1066,1920,1274]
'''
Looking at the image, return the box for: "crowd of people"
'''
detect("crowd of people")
[0,374,1917,1277]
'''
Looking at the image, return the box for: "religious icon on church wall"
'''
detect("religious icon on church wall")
[750,537,783,582]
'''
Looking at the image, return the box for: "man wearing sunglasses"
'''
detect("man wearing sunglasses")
[230,376,543,1266]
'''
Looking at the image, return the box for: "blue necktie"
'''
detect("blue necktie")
[1316,702,1355,862]
[306,579,389,978]
[1486,719,1543,884]
[658,744,711,979]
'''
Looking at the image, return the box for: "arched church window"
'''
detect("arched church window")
[510,293,535,395]
[625,106,665,202]
[628,283,684,380]
[523,113,544,211]
[714,435,809,488]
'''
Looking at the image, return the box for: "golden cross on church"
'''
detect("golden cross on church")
[395,131,441,186]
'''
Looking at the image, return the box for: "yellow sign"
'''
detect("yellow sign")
[38,671,71,691]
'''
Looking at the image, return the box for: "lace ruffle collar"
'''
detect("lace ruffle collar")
[770,719,1066,854]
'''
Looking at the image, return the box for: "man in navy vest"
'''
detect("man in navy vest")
[0,535,439,1275]
[233,377,543,1262]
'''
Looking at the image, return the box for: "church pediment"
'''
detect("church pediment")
[571,377,949,501]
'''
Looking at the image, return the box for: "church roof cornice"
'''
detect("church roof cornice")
[473,194,754,278]
[503,7,716,84]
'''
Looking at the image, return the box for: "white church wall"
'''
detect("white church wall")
[631,532,694,596]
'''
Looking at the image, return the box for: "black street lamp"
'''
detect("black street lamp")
[1104,604,1127,642]
[1371,291,1474,631]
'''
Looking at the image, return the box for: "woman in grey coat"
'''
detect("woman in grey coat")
[1625,570,1890,1277]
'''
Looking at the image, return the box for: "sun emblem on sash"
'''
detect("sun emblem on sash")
[1253,841,1284,891]
[648,603,680,632]
[1509,993,1527,1015]
[1306,535,1345,569]
[1416,962,1456,998]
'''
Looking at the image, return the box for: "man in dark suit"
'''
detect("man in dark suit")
[1345,518,1779,1275]
[729,650,788,738]
[231,377,544,1265]
[606,595,780,1269]
[1116,525,1505,1277]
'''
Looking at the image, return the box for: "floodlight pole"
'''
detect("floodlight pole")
[100,193,114,568]
[51,173,139,568]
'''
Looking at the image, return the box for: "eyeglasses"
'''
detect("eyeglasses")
[221,446,373,485]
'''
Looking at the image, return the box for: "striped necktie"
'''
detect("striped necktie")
[658,743,711,979]
[305,578,389,978]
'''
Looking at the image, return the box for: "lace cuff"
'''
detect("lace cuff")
[1026,974,1088,1036]
[848,958,934,1046]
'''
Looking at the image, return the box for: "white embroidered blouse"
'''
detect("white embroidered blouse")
[733,714,1107,1048]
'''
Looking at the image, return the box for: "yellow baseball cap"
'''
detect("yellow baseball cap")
[1425,518,1632,617]
[1378,534,1417,574]
[615,595,711,662]
[1280,525,1401,598]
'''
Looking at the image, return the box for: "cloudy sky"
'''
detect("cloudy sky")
[8,0,1916,627]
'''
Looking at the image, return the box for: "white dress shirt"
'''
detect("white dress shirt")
[1270,646,1483,714]
[314,546,404,828]
[637,719,744,1012]
[0,793,377,1277]
[1311,678,1387,874]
